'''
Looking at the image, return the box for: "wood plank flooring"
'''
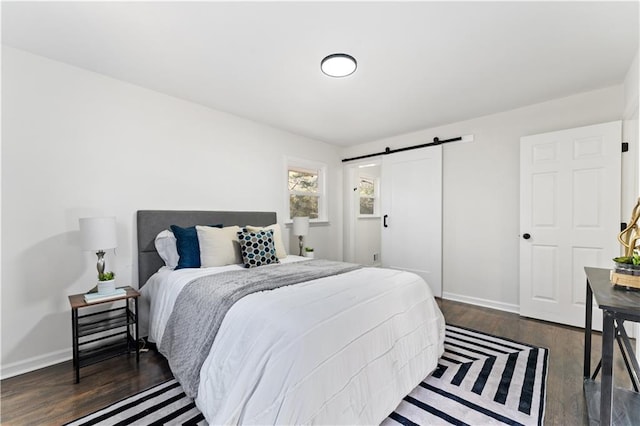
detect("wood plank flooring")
[1,299,634,425]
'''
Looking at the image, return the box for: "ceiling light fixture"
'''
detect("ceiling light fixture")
[321,53,357,78]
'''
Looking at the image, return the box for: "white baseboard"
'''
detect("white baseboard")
[1,348,71,380]
[442,291,520,314]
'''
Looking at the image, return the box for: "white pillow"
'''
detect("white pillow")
[245,224,287,259]
[154,230,179,269]
[197,225,242,267]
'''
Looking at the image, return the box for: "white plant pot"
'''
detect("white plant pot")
[305,252,314,259]
[97,279,116,295]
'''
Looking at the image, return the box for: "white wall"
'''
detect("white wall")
[1,47,343,377]
[341,86,624,312]
[622,50,639,358]
[623,51,639,215]
[354,218,380,265]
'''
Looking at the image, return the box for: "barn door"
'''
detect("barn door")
[381,146,442,297]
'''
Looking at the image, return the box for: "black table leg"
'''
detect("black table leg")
[600,310,615,426]
[135,297,139,364]
[72,308,79,383]
[584,278,593,379]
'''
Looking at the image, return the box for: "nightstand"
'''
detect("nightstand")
[68,286,140,383]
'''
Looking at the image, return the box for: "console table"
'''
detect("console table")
[583,267,640,426]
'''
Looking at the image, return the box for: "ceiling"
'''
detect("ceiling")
[2,1,638,146]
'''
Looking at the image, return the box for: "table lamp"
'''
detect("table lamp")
[292,216,309,256]
[79,216,117,276]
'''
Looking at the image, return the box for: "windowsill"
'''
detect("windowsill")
[285,221,330,227]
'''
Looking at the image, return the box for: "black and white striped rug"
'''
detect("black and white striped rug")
[66,325,547,426]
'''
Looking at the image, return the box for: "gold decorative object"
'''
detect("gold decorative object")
[612,197,640,289]
[618,197,640,257]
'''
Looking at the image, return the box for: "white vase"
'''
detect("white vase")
[305,252,315,259]
[97,279,116,294]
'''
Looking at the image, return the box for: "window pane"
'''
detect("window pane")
[359,178,374,196]
[360,197,374,215]
[289,170,318,193]
[290,195,319,219]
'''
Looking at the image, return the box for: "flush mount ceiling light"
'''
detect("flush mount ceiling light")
[321,53,357,78]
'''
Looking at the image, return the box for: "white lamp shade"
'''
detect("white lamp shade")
[79,217,117,251]
[292,216,309,236]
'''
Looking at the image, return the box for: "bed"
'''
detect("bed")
[137,210,445,425]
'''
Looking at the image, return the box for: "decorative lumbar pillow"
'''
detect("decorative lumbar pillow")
[245,224,287,259]
[154,230,179,269]
[197,225,243,267]
[237,229,279,268]
[170,224,222,269]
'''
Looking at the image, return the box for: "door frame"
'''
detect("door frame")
[343,158,383,264]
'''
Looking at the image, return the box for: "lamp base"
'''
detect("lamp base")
[298,235,304,256]
[96,250,106,275]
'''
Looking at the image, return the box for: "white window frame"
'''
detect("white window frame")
[285,157,328,223]
[358,174,380,218]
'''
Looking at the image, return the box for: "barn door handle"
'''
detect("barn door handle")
[523,233,531,240]
[383,215,389,228]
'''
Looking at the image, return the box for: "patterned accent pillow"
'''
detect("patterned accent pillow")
[245,224,287,259]
[237,229,279,268]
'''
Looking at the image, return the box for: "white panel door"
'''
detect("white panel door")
[520,121,621,327]
[381,146,442,297]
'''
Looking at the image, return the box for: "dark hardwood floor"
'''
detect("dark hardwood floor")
[1,299,634,425]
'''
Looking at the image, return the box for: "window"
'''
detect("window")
[287,159,327,221]
[359,176,379,216]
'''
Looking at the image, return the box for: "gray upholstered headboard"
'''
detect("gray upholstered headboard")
[136,210,277,286]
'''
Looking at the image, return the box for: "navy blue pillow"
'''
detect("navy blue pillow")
[170,224,223,269]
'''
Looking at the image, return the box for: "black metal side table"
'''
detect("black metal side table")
[68,286,140,383]
[583,267,640,426]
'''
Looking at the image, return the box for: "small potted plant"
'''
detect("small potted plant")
[304,247,314,259]
[97,271,116,294]
[613,251,640,276]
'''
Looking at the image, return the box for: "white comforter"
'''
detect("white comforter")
[141,256,445,425]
